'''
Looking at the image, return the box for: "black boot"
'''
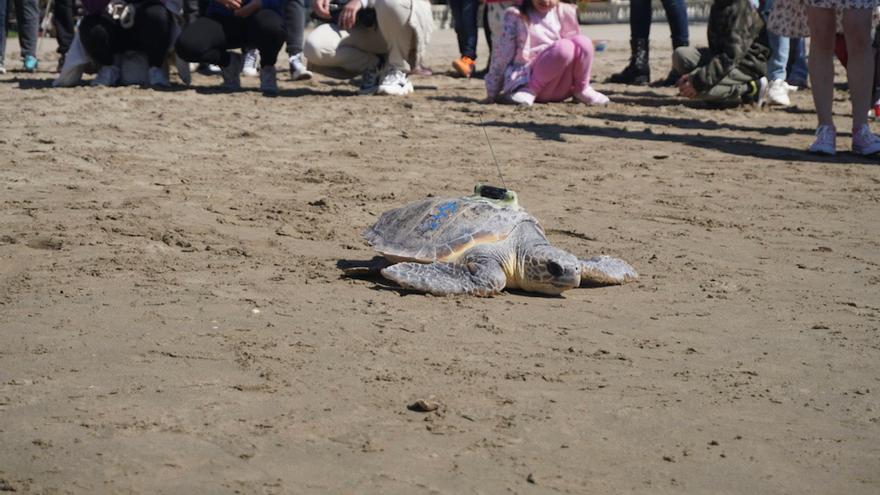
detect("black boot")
[608,39,650,85]
[651,38,688,87]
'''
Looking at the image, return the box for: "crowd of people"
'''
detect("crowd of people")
[1,0,879,155]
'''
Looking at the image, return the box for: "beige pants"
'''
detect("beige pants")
[304,0,415,77]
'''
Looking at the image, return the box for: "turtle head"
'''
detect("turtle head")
[519,245,581,295]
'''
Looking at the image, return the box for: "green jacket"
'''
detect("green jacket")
[690,0,769,92]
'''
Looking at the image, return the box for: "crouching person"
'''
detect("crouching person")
[303,0,433,95]
[80,0,176,87]
[175,0,286,94]
[674,0,770,107]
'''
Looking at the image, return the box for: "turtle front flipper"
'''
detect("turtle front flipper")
[381,260,507,297]
[580,255,639,286]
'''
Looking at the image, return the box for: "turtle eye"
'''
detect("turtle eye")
[547,261,564,277]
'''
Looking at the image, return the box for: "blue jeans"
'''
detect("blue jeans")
[449,0,478,60]
[787,37,809,84]
[0,0,40,62]
[762,0,787,81]
[630,0,689,46]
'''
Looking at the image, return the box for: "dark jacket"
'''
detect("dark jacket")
[690,0,769,92]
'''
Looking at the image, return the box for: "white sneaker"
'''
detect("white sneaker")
[852,124,880,156]
[377,69,413,96]
[221,52,243,90]
[242,49,259,77]
[808,125,836,156]
[91,65,120,86]
[260,65,278,95]
[766,79,791,106]
[148,66,171,88]
[289,53,312,81]
[510,90,535,106]
[0,64,6,75]
[574,86,610,106]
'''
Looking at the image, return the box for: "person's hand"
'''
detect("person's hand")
[676,73,697,98]
[313,0,332,19]
[338,0,362,30]
[217,0,242,10]
[234,0,260,16]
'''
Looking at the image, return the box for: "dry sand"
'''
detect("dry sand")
[1,21,879,494]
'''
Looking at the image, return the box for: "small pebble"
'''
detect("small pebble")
[408,399,439,412]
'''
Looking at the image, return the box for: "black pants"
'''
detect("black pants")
[79,3,173,67]
[175,11,285,68]
[52,0,76,55]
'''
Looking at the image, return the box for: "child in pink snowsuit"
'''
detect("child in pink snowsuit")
[484,0,609,106]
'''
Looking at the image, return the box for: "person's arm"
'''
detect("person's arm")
[484,8,521,101]
[690,0,762,92]
[81,0,111,15]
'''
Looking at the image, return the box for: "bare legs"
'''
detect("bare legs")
[807,7,879,155]
[806,6,836,128]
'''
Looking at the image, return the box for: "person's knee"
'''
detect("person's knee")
[175,30,201,62]
[303,25,337,65]
[671,46,694,74]
[571,35,594,58]
[841,15,872,50]
[545,38,576,65]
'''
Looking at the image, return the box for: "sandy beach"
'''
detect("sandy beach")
[1,19,879,494]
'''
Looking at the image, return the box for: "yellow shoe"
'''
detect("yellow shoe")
[452,56,475,78]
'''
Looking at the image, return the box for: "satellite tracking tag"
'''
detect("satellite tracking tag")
[479,185,508,200]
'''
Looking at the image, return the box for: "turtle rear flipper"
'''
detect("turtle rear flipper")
[382,260,507,297]
[580,256,638,286]
[337,256,392,276]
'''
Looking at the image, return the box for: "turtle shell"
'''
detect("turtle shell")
[364,196,538,263]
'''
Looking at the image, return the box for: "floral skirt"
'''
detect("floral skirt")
[769,0,880,37]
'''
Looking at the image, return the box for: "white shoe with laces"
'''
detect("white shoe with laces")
[289,53,312,81]
[852,124,880,156]
[242,49,259,77]
[92,65,120,86]
[148,66,171,88]
[766,79,791,106]
[510,90,535,106]
[221,52,243,89]
[260,65,278,95]
[808,125,836,156]
[377,69,413,96]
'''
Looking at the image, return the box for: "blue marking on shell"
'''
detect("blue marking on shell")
[421,201,458,231]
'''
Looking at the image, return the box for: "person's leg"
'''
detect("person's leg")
[807,6,837,129]
[79,14,126,66]
[284,0,307,57]
[528,39,577,102]
[569,34,608,104]
[452,0,477,59]
[661,0,688,47]
[53,0,76,57]
[841,8,880,154]
[132,2,174,68]
[375,0,413,73]
[13,0,39,62]
[0,0,8,70]
[787,37,809,86]
[698,67,753,102]
[176,16,237,67]
[671,46,702,76]
[840,9,873,131]
[609,0,650,84]
[303,23,384,77]
[245,9,285,68]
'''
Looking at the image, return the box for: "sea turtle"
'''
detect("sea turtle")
[347,185,638,297]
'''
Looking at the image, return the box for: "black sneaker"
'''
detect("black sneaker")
[741,77,768,107]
